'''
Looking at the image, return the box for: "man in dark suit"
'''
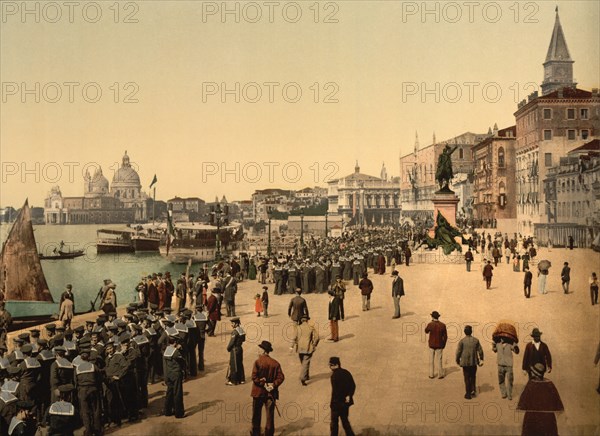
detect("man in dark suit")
[251,341,285,436]
[456,325,484,399]
[329,356,355,436]
[287,289,308,325]
[391,270,404,319]
[483,261,494,289]
[560,262,571,294]
[522,328,552,379]
[523,267,533,298]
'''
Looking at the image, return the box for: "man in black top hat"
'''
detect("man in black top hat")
[329,356,356,436]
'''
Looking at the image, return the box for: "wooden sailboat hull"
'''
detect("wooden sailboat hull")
[5,300,59,321]
[0,200,57,324]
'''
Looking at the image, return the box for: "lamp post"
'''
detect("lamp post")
[325,212,328,238]
[267,206,272,257]
[300,208,304,254]
[214,203,222,261]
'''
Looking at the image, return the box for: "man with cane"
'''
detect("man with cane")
[250,341,285,436]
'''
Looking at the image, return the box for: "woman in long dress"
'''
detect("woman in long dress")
[226,318,245,385]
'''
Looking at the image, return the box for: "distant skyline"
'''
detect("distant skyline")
[1,1,599,207]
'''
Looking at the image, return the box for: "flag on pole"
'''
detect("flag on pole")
[149,174,158,189]
[166,210,175,255]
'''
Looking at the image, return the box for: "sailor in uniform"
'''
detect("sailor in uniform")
[47,384,76,436]
[163,335,185,418]
[1,366,20,397]
[49,346,74,403]
[74,344,102,436]
[132,324,150,408]
[193,305,208,372]
[0,379,18,435]
[8,400,36,436]
[17,345,41,414]
[103,341,126,427]
[119,334,140,422]
[35,339,54,422]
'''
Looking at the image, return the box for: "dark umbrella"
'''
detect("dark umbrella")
[538,260,551,270]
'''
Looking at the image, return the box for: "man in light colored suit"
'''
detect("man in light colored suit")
[391,270,404,319]
[292,315,319,386]
[456,325,484,399]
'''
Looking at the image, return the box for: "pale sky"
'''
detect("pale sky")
[1,1,599,207]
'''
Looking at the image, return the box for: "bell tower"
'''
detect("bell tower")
[541,7,576,95]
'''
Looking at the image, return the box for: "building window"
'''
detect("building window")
[459,148,464,159]
[581,129,589,140]
[567,129,576,140]
[545,153,552,167]
[581,108,589,119]
[566,108,576,120]
[498,147,505,168]
[543,130,552,140]
[543,108,552,119]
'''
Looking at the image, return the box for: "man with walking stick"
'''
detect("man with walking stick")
[250,341,285,436]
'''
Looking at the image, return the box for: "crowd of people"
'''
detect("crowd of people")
[0,226,597,435]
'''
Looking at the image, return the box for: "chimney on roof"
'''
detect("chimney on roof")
[592,88,599,97]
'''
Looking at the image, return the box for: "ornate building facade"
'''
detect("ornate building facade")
[472,125,517,231]
[514,9,600,235]
[539,139,600,247]
[44,151,149,224]
[327,162,401,227]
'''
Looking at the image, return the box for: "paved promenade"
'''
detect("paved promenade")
[12,246,599,435]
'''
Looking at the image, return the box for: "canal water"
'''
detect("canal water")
[0,223,191,310]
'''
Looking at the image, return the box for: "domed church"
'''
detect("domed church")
[45,151,149,224]
[110,151,148,221]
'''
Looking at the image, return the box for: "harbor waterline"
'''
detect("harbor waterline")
[0,223,191,308]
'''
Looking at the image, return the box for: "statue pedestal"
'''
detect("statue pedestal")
[429,191,460,237]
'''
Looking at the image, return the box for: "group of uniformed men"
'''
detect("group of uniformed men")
[0,300,210,435]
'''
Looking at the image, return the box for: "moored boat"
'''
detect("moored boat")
[96,228,135,253]
[159,222,244,264]
[0,200,59,322]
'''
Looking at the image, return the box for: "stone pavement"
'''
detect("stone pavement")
[74,247,598,435]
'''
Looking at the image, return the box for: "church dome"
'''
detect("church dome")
[84,166,109,197]
[112,151,141,188]
[92,167,109,190]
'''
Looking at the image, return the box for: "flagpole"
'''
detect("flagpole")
[153,186,156,225]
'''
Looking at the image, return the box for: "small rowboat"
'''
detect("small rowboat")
[39,250,85,260]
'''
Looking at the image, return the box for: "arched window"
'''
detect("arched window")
[499,181,506,194]
[498,147,505,168]
[459,148,464,159]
